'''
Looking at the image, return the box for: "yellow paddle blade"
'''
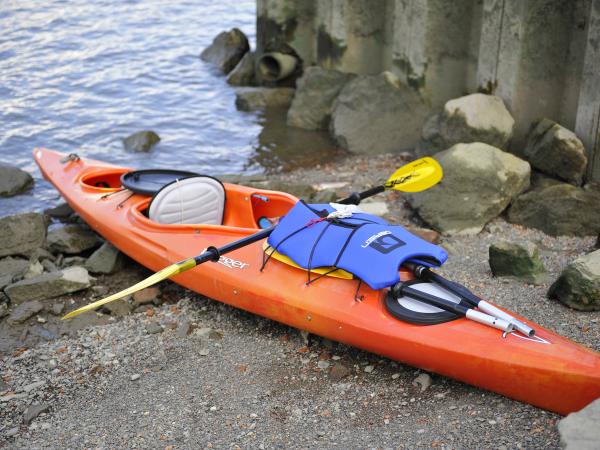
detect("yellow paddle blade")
[385,157,443,193]
[62,258,197,320]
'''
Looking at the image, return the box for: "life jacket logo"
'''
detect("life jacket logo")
[362,231,406,254]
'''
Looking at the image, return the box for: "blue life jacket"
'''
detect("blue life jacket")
[267,202,448,290]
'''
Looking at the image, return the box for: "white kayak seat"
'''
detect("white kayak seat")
[148,176,226,225]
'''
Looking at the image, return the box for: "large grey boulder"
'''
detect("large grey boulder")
[420,93,514,154]
[46,224,102,254]
[4,266,91,305]
[489,241,547,284]
[200,28,249,74]
[558,398,600,449]
[407,143,530,235]
[85,242,124,274]
[508,183,600,236]
[330,72,428,154]
[226,51,256,86]
[523,118,587,185]
[548,249,600,311]
[0,213,47,257]
[287,67,356,131]
[123,130,160,152]
[0,165,33,197]
[235,87,295,111]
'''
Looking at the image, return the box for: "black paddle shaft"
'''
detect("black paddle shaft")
[338,185,385,205]
[404,262,480,307]
[392,282,470,317]
[191,185,387,265]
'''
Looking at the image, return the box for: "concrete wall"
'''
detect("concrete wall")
[257,0,600,182]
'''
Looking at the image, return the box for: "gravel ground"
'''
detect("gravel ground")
[1,153,599,449]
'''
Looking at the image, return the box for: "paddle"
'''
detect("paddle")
[403,262,535,336]
[391,281,514,334]
[62,157,443,320]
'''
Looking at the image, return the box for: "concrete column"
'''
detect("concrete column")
[575,0,600,182]
[315,0,385,74]
[256,0,317,64]
[387,0,480,108]
[477,0,578,151]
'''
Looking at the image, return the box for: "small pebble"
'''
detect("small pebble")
[364,365,374,373]
[130,374,141,381]
[199,348,210,356]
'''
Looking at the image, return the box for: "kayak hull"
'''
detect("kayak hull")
[34,148,600,415]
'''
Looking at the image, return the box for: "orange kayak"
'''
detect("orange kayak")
[34,148,600,415]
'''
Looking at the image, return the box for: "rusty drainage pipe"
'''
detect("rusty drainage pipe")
[258,52,298,81]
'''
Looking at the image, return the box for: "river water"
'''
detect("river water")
[0,0,337,216]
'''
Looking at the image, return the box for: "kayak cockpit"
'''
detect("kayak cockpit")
[80,169,296,231]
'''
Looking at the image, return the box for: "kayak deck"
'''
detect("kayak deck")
[34,148,600,415]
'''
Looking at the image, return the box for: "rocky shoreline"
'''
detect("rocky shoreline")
[1,26,599,450]
[1,151,599,447]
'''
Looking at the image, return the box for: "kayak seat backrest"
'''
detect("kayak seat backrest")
[148,176,226,225]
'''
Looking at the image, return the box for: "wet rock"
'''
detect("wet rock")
[329,362,351,381]
[508,184,600,236]
[256,180,315,200]
[28,248,56,264]
[5,427,19,437]
[195,327,223,340]
[176,320,193,338]
[50,302,65,316]
[331,72,428,154]
[0,302,8,318]
[123,130,161,152]
[412,372,432,392]
[311,189,337,204]
[235,87,295,111]
[4,267,91,305]
[489,241,547,284]
[287,67,356,130]
[405,227,441,244]
[47,224,102,254]
[359,201,389,217]
[41,259,58,273]
[0,212,47,257]
[85,242,124,274]
[7,301,44,324]
[24,260,44,279]
[0,257,30,282]
[62,256,88,267]
[103,299,132,317]
[420,93,514,154]
[44,202,74,220]
[226,51,256,86]
[0,164,33,197]
[524,119,587,185]
[23,403,49,425]
[132,287,160,307]
[548,249,600,311]
[145,322,163,334]
[407,143,530,235]
[200,28,249,74]
[558,398,600,449]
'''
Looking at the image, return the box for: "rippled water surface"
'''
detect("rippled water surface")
[0,0,337,215]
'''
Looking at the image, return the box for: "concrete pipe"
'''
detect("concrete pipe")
[258,52,298,81]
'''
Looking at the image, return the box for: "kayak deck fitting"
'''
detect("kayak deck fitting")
[34,148,600,415]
